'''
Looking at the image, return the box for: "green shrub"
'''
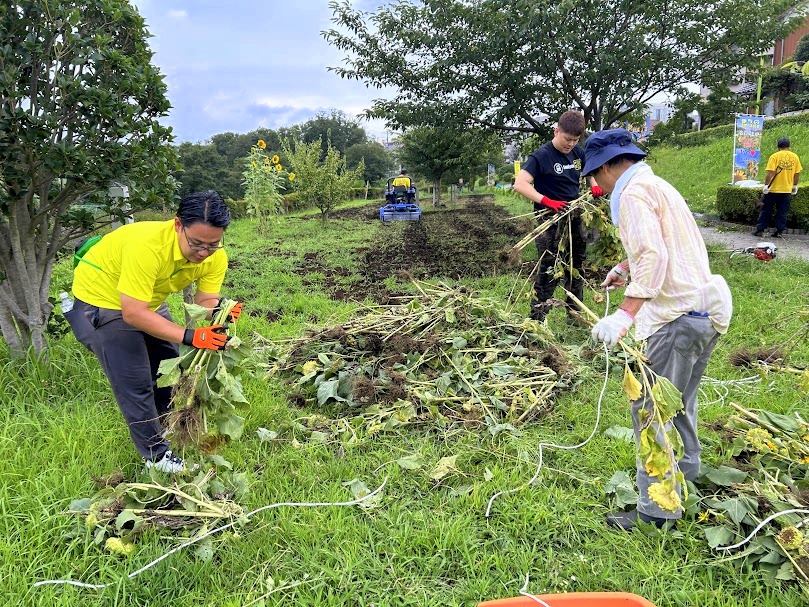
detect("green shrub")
[347,186,385,199]
[132,208,170,222]
[667,124,735,148]
[716,186,809,228]
[667,112,809,149]
[226,198,249,219]
[282,192,304,212]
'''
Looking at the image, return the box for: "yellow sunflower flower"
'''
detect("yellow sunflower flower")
[264,157,270,165]
[105,537,135,556]
[289,172,296,181]
[272,155,280,164]
[251,161,257,168]
[257,139,266,149]
[302,360,319,375]
[275,164,283,172]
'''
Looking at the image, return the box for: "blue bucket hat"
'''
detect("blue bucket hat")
[582,128,647,176]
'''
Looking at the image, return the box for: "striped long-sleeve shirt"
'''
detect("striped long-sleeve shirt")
[618,164,733,340]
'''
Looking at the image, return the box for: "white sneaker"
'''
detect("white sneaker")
[145,449,185,473]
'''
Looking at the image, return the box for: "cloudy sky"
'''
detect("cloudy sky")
[131,0,392,143]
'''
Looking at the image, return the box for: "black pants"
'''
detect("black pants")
[755,192,791,234]
[532,213,586,320]
[65,299,178,460]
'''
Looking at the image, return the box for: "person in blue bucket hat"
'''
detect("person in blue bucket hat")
[583,128,733,530]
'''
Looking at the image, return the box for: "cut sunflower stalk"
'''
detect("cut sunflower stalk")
[158,298,256,450]
[68,465,248,558]
[500,192,617,266]
[566,290,688,512]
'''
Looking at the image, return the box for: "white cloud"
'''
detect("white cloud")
[131,0,396,142]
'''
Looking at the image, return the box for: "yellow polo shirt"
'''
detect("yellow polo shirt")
[73,220,228,310]
[766,150,802,193]
[392,176,411,188]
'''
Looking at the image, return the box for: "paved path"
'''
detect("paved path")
[696,221,809,262]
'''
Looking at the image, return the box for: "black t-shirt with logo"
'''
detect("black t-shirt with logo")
[523,142,583,211]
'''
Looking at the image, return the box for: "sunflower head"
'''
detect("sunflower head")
[257,139,267,149]
[275,164,283,172]
[272,155,280,164]
[264,157,270,165]
[289,172,296,181]
[778,526,804,550]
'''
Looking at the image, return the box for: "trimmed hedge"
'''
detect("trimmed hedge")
[716,186,809,228]
[669,111,809,149]
[668,123,735,148]
[225,198,249,219]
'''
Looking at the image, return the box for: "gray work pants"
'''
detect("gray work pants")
[632,314,720,519]
[65,299,178,460]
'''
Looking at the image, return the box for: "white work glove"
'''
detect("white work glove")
[792,185,799,195]
[602,264,629,290]
[591,309,635,350]
[762,185,770,195]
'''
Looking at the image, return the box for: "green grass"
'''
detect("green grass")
[2,197,809,606]
[649,121,809,215]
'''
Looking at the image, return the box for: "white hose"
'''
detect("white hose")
[486,292,612,518]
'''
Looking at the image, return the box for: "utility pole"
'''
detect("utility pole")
[755,54,765,115]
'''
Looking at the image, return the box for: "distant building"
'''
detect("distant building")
[380,135,401,152]
[774,8,809,64]
[699,7,809,116]
[647,103,673,124]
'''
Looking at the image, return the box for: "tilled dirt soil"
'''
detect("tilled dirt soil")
[295,196,533,302]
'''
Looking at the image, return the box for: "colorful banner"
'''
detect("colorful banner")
[626,117,653,143]
[732,114,765,183]
[487,163,495,186]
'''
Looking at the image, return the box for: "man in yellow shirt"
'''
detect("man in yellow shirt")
[66,191,242,473]
[391,168,416,203]
[754,137,802,238]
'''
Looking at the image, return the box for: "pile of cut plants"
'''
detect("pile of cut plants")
[67,299,258,560]
[686,402,809,591]
[267,282,584,439]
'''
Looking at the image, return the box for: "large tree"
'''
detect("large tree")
[300,109,367,156]
[398,127,495,203]
[0,1,176,355]
[175,142,237,199]
[282,136,364,219]
[325,0,800,132]
[345,141,393,183]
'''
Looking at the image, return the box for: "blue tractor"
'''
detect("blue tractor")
[379,177,421,222]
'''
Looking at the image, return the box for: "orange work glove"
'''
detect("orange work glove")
[227,301,242,322]
[214,298,242,323]
[182,325,229,350]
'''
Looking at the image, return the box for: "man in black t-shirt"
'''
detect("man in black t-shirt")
[513,111,603,321]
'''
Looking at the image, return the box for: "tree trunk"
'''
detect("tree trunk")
[0,188,89,357]
[433,178,442,206]
[0,202,57,356]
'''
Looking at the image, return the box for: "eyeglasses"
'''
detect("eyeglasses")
[182,227,225,252]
